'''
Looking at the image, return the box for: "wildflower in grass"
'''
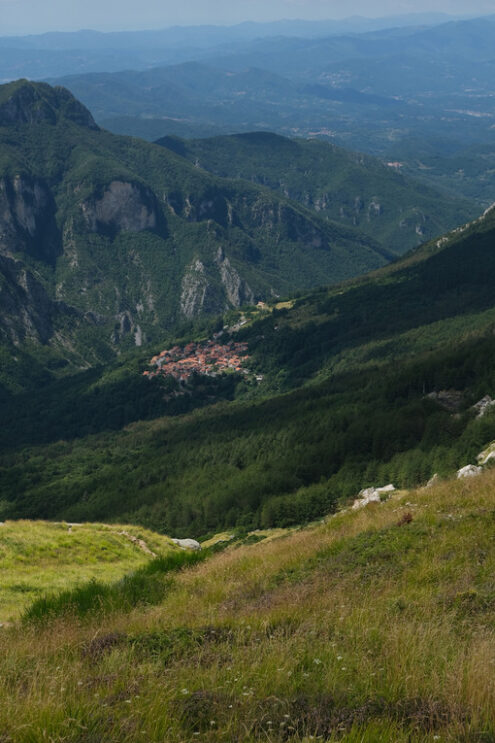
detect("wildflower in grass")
[313,658,322,665]
[181,688,189,695]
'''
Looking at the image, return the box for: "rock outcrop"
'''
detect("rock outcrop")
[426,473,440,488]
[477,442,495,466]
[352,484,395,510]
[426,389,464,413]
[472,396,495,418]
[172,538,201,551]
[456,465,482,479]
[0,175,60,264]
[82,181,159,236]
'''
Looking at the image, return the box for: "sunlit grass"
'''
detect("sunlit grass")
[2,471,495,740]
[0,520,176,621]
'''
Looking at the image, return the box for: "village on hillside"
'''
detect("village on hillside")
[143,338,251,384]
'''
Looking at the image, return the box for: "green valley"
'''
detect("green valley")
[3,203,495,536]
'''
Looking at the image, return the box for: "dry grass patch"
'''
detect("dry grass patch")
[2,471,495,740]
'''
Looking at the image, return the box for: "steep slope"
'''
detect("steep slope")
[4,206,495,533]
[3,471,495,741]
[0,80,387,374]
[156,131,476,254]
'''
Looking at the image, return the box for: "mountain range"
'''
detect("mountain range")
[0,79,392,376]
[2,18,495,743]
[2,167,495,533]
[0,14,467,80]
[41,16,495,195]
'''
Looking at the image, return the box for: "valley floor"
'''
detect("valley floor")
[2,470,495,740]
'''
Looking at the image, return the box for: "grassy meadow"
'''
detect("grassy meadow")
[1,470,495,740]
[0,521,176,622]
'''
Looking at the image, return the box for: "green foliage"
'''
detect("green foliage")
[157,131,476,255]
[23,549,206,623]
[4,203,495,535]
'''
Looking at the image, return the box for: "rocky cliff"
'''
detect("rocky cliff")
[0,80,388,373]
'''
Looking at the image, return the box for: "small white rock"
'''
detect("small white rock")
[171,538,201,551]
[456,465,482,479]
[352,484,395,510]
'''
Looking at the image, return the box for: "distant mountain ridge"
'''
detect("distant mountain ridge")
[41,16,495,204]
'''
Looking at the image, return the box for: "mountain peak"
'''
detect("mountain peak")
[0,80,98,130]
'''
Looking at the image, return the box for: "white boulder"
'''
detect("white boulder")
[172,538,202,551]
[456,465,482,479]
[352,484,395,510]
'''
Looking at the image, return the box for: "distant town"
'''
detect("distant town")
[143,338,250,383]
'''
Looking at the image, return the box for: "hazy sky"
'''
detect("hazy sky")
[1,0,494,34]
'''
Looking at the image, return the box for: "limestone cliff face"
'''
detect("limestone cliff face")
[0,255,55,344]
[81,181,160,236]
[180,250,255,319]
[180,259,211,318]
[0,175,60,264]
[111,310,145,347]
[216,248,254,308]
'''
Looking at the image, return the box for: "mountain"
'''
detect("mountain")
[3,204,495,533]
[0,79,388,376]
[46,17,495,204]
[0,14,461,80]
[156,131,476,255]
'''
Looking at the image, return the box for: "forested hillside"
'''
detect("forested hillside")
[2,206,495,535]
[156,132,475,255]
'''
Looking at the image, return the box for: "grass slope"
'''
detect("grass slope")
[2,469,495,740]
[0,520,176,621]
